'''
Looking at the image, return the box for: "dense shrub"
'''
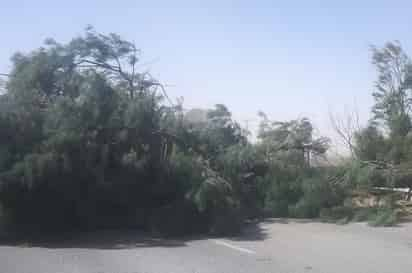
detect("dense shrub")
[289,175,346,218]
[261,168,302,217]
[368,207,399,227]
[258,165,348,219]
[0,30,233,234]
[352,208,376,222]
[320,206,354,222]
[148,201,208,236]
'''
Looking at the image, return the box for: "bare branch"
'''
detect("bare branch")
[75,59,120,72]
[141,79,174,106]
[329,106,362,157]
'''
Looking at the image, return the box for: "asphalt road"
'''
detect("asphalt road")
[1,219,412,273]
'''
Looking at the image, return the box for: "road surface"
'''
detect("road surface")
[1,219,412,273]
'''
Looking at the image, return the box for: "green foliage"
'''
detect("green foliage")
[0,29,207,233]
[258,164,348,219]
[347,162,387,189]
[148,201,208,236]
[349,205,399,227]
[353,207,376,222]
[168,152,243,234]
[368,207,399,227]
[248,113,341,219]
[260,165,302,217]
[3,29,410,237]
[186,104,247,163]
[289,176,345,218]
[318,203,400,226]
[354,124,386,161]
[371,41,412,138]
[258,113,329,167]
[320,206,354,222]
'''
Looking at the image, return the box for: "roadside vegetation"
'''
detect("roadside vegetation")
[0,28,411,236]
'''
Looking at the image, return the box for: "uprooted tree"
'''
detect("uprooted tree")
[0,28,275,234]
[1,29,410,235]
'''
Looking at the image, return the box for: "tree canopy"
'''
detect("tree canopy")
[0,29,410,235]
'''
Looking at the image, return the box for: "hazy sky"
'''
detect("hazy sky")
[2,0,412,148]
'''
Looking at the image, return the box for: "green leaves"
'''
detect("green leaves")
[5,28,409,234]
[371,42,412,137]
[257,114,329,167]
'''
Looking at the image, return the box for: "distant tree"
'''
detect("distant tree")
[185,104,246,162]
[257,113,329,167]
[354,124,387,161]
[184,108,208,124]
[371,41,412,137]
[0,77,6,94]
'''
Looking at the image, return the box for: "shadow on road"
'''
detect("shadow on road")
[227,217,336,242]
[263,218,320,224]
[0,229,194,249]
[226,220,269,241]
[0,223,272,249]
[0,218,337,249]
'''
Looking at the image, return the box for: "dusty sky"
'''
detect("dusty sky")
[2,0,412,153]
